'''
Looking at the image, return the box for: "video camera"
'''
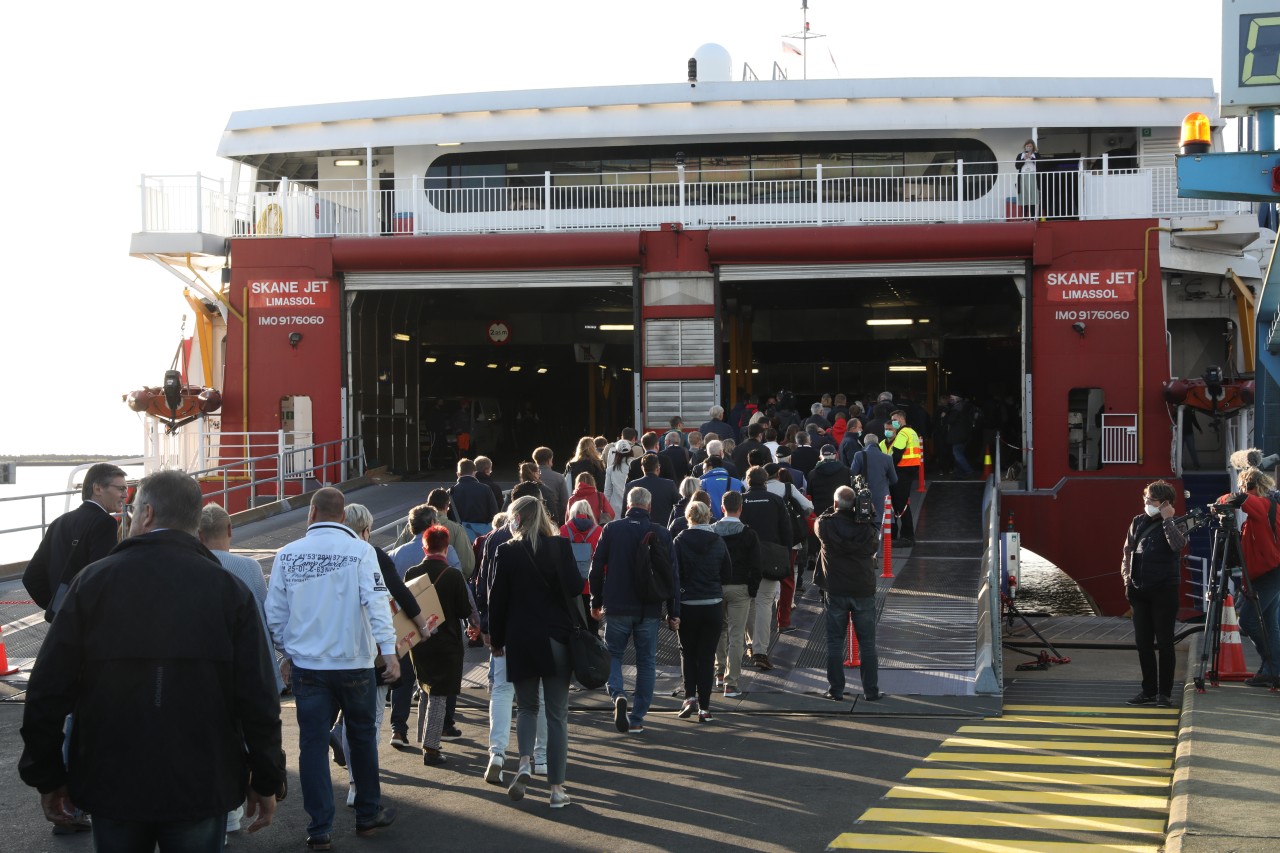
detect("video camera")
[852,475,877,524]
[1174,500,1238,536]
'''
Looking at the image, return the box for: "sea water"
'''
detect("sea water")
[0,465,143,566]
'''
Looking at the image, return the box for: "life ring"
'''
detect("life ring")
[256,203,283,236]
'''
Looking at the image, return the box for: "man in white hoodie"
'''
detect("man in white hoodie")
[266,487,399,849]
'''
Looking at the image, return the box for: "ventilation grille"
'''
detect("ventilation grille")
[644,380,715,427]
[644,318,715,367]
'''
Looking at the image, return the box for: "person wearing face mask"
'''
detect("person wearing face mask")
[1120,480,1187,707]
[879,411,922,547]
[1014,138,1039,218]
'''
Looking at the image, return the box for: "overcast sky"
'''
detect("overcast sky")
[0,0,1226,454]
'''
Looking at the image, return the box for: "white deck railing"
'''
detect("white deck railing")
[139,159,1252,239]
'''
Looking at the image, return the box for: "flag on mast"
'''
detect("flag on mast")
[782,41,802,56]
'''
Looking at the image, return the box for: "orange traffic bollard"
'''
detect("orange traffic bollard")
[0,626,18,677]
[843,616,861,667]
[880,494,894,579]
[916,463,926,493]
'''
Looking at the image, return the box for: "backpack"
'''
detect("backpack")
[783,483,807,543]
[700,468,736,519]
[631,522,675,604]
[567,527,595,580]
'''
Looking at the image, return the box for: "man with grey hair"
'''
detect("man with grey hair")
[804,401,832,432]
[474,456,504,507]
[267,487,398,846]
[589,486,674,734]
[21,470,286,846]
[700,404,734,442]
[815,484,883,702]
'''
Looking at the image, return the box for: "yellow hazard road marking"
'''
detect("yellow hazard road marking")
[828,833,1160,852]
[906,768,1172,787]
[958,725,1176,739]
[1003,704,1179,715]
[941,737,1174,753]
[925,752,1173,769]
[1002,715,1178,726]
[884,785,1168,809]
[859,808,1165,834]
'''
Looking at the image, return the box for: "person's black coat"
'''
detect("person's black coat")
[23,502,119,621]
[626,451,674,484]
[476,472,504,506]
[814,508,880,598]
[790,445,819,476]
[626,475,681,531]
[488,535,583,683]
[19,530,285,819]
[565,458,606,492]
[451,476,499,524]
[740,487,793,547]
[732,438,763,475]
[659,445,691,483]
[671,527,732,611]
[715,518,763,597]
[808,459,852,514]
[406,556,472,695]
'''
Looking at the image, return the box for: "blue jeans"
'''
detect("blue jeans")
[952,442,974,475]
[605,614,659,725]
[293,666,381,836]
[92,814,223,853]
[824,593,879,697]
[1239,569,1280,677]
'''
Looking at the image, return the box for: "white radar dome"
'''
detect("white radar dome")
[692,43,732,82]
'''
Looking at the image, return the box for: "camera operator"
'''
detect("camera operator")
[1217,467,1280,688]
[1120,480,1187,707]
[814,482,883,702]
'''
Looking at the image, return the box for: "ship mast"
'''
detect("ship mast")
[782,0,825,81]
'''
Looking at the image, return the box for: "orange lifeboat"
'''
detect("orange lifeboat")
[125,370,222,433]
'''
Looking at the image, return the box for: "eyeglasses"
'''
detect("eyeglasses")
[106,483,129,492]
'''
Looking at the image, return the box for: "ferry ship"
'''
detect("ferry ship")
[129,49,1265,617]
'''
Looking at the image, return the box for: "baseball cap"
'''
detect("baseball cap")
[820,445,838,457]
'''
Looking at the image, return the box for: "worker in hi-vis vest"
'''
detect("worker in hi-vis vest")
[878,409,922,546]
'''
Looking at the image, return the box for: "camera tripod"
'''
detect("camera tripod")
[1193,505,1272,691]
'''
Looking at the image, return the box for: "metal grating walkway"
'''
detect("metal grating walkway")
[877,482,987,672]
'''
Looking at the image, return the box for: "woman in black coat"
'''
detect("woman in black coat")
[406,525,475,766]
[488,495,583,809]
[671,500,733,722]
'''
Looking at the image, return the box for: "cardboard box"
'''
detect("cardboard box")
[390,574,446,658]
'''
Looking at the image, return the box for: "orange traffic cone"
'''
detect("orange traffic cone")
[880,495,895,578]
[0,626,18,677]
[1214,594,1250,683]
[844,616,861,667]
[982,447,994,479]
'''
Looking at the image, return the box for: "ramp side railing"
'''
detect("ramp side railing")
[974,437,1004,695]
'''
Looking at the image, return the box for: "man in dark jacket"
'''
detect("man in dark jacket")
[627,454,681,529]
[815,484,883,702]
[838,419,864,468]
[451,458,499,524]
[626,431,674,483]
[732,422,765,474]
[659,430,691,483]
[19,471,285,844]
[790,432,820,477]
[474,456,505,506]
[739,466,793,670]
[699,405,735,443]
[589,488,673,734]
[942,394,978,477]
[23,462,125,624]
[808,445,852,513]
[851,434,898,534]
[713,491,761,698]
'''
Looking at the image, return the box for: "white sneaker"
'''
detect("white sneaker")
[549,790,571,809]
[484,756,504,785]
[678,697,698,719]
[346,784,356,808]
[534,762,548,776]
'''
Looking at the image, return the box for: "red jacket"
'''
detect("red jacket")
[1238,494,1280,580]
[566,482,615,525]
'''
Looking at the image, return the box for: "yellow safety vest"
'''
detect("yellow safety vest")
[880,427,923,467]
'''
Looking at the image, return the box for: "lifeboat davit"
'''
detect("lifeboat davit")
[125,373,222,434]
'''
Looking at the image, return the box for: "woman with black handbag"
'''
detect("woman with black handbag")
[488,495,583,809]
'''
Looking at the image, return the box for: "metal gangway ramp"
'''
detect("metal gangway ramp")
[875,481,998,697]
